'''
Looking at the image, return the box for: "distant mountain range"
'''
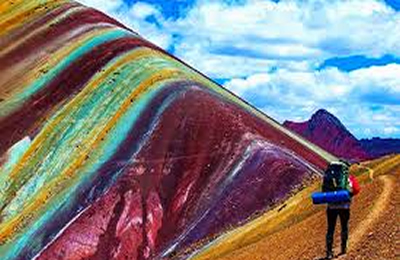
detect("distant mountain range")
[283,109,400,161]
[359,137,400,158]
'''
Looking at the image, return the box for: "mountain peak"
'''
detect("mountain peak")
[312,109,334,119]
[283,108,370,161]
[309,109,346,130]
[314,108,330,116]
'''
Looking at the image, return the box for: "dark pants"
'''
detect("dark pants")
[326,208,350,254]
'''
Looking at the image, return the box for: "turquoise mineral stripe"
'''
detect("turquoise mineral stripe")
[0,28,132,118]
[0,137,32,206]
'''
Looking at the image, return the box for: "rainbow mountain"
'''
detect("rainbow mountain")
[0,1,335,259]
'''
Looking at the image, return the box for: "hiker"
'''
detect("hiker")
[321,160,358,259]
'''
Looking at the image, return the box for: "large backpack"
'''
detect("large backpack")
[322,161,350,192]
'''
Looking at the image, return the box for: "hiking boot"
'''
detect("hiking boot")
[326,251,334,259]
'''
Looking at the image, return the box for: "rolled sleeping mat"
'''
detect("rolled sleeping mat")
[311,190,351,204]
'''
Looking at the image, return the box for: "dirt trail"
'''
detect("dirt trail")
[190,159,399,260]
[347,174,394,251]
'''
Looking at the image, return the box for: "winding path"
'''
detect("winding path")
[347,174,394,251]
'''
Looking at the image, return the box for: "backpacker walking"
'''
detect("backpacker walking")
[321,160,360,259]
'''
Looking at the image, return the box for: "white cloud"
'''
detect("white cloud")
[383,126,400,135]
[121,2,172,48]
[130,2,160,19]
[162,0,400,78]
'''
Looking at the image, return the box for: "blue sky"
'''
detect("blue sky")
[78,0,400,139]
